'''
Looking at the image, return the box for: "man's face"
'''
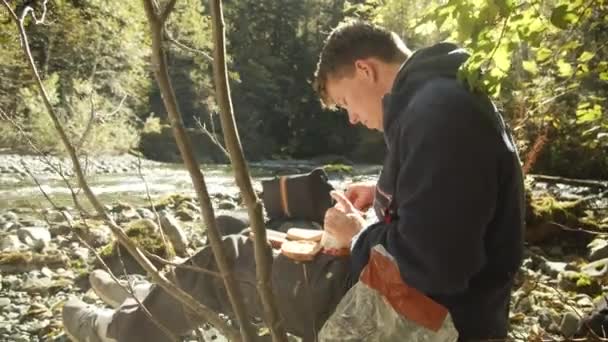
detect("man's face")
[325,61,385,131]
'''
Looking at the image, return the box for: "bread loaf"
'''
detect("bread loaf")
[286,228,323,242]
[280,240,322,261]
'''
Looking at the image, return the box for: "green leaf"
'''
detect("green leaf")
[536,47,552,62]
[550,5,577,29]
[493,45,511,71]
[578,51,595,63]
[600,72,608,81]
[522,60,538,74]
[557,59,573,77]
[576,104,602,124]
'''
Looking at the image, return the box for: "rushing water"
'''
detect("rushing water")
[0,160,382,211]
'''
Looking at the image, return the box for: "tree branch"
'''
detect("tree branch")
[208,1,288,341]
[165,28,214,62]
[142,0,255,340]
[160,0,177,24]
[2,1,240,339]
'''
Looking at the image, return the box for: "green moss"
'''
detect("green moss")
[125,219,167,256]
[0,251,33,264]
[576,274,592,288]
[98,219,171,259]
[151,193,194,211]
[98,242,114,258]
[323,163,353,174]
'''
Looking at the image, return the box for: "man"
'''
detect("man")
[62,20,524,342]
[318,20,525,340]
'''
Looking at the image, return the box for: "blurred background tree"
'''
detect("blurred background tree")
[1,0,606,178]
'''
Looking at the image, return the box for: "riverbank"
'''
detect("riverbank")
[0,153,607,341]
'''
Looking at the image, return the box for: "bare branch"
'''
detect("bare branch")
[3,2,241,339]
[208,0,288,341]
[136,155,177,259]
[194,116,229,160]
[165,28,213,62]
[143,0,251,339]
[160,0,177,24]
[19,0,49,25]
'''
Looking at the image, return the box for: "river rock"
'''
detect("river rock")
[17,227,51,251]
[1,234,25,251]
[560,311,581,337]
[538,307,560,332]
[160,213,189,256]
[218,200,236,210]
[175,209,195,221]
[581,258,608,278]
[45,210,73,223]
[3,212,18,222]
[1,220,19,231]
[0,297,10,308]
[22,277,53,294]
[558,271,602,296]
[137,208,156,220]
[588,238,608,261]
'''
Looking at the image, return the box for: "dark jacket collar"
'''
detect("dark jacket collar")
[382,42,470,134]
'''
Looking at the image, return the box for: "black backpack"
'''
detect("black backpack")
[261,168,334,224]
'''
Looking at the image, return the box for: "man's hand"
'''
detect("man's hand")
[344,182,376,212]
[324,191,366,246]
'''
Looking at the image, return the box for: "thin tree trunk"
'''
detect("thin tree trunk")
[142,1,258,341]
[208,1,289,341]
[1,1,241,340]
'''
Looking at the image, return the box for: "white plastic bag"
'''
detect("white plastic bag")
[319,245,459,342]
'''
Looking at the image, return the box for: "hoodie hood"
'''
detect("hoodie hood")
[382,42,470,132]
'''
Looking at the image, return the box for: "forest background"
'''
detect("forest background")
[1,0,607,179]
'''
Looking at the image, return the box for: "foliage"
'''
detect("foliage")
[1,0,606,178]
[1,0,150,154]
[346,0,607,178]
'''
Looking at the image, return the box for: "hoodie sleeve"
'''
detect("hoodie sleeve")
[350,79,499,295]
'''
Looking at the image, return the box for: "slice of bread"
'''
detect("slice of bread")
[280,240,322,261]
[249,229,287,249]
[286,228,323,242]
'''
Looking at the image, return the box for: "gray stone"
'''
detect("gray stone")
[3,212,18,222]
[559,311,581,337]
[1,221,18,231]
[0,322,12,334]
[541,261,567,277]
[2,275,22,289]
[22,277,53,294]
[160,213,189,257]
[17,227,51,251]
[46,210,73,223]
[538,308,560,330]
[581,258,608,278]
[588,238,608,261]
[137,208,157,220]
[0,235,25,252]
[0,297,10,308]
[175,209,195,221]
[218,200,236,210]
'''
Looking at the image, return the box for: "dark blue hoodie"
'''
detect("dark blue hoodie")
[350,43,525,340]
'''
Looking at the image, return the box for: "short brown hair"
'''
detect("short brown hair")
[313,20,411,108]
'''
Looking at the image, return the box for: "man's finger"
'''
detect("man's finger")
[330,190,354,211]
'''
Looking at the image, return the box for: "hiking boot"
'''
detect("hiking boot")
[89,270,152,308]
[62,298,114,342]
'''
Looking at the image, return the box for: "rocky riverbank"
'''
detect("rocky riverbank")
[0,153,607,341]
